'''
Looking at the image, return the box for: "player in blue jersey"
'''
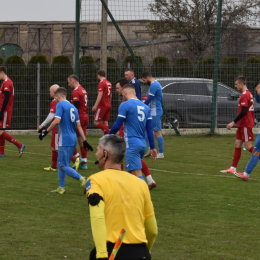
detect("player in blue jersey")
[235,81,260,181]
[39,87,93,194]
[109,84,157,186]
[125,68,142,100]
[141,71,164,159]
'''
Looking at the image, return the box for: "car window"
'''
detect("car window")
[207,83,235,97]
[162,83,210,96]
[140,83,150,96]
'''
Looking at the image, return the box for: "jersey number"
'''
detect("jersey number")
[249,103,254,111]
[85,95,88,106]
[70,108,75,122]
[108,86,111,96]
[137,106,145,122]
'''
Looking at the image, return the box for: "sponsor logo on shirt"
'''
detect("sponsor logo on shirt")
[4,87,9,90]
[241,102,246,105]
[73,97,77,100]
[98,88,102,91]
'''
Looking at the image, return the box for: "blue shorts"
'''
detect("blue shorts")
[125,139,146,172]
[254,134,260,152]
[58,146,75,167]
[152,115,162,131]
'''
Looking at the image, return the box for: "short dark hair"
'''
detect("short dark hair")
[115,78,129,88]
[235,76,246,85]
[98,70,106,77]
[125,68,134,73]
[54,87,67,97]
[255,81,260,88]
[68,74,79,82]
[0,66,7,75]
[122,84,135,91]
[141,71,152,79]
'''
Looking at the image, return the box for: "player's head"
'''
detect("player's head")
[97,70,106,81]
[255,81,260,95]
[115,78,129,96]
[96,135,126,170]
[141,71,153,85]
[125,68,134,81]
[68,74,79,89]
[54,87,67,103]
[49,84,60,98]
[235,76,246,91]
[122,84,136,101]
[0,66,7,80]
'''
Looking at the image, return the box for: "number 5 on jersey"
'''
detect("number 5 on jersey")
[137,105,145,122]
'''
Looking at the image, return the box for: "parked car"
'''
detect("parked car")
[139,77,260,129]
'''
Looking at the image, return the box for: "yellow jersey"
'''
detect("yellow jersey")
[86,169,155,244]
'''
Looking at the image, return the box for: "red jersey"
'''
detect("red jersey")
[71,85,88,118]
[50,99,58,133]
[0,77,14,112]
[237,89,255,128]
[119,98,125,137]
[98,79,112,108]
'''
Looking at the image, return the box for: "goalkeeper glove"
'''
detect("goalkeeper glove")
[83,140,93,151]
[39,130,49,140]
[38,127,46,134]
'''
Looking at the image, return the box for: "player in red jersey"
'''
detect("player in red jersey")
[38,84,60,171]
[92,70,112,135]
[115,78,156,189]
[0,66,25,158]
[68,74,89,170]
[220,76,255,174]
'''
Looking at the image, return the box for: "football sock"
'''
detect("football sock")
[97,123,110,135]
[157,136,164,153]
[51,150,58,168]
[73,147,80,158]
[0,135,5,154]
[145,132,150,149]
[245,154,259,175]
[141,160,151,177]
[58,168,66,188]
[1,132,22,149]
[71,156,76,163]
[80,146,87,164]
[249,147,254,153]
[232,147,241,168]
[62,166,82,181]
[138,176,146,182]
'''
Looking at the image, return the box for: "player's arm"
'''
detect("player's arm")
[144,94,154,106]
[146,118,157,161]
[145,216,158,252]
[47,117,61,132]
[76,121,93,151]
[0,91,10,120]
[92,92,103,111]
[38,112,55,131]
[73,101,79,109]
[108,116,125,134]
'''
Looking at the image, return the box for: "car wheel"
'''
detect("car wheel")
[162,113,181,129]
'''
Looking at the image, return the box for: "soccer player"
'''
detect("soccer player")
[68,74,89,170]
[39,87,93,194]
[109,84,157,185]
[220,76,255,174]
[38,84,60,171]
[141,71,164,158]
[86,135,158,260]
[125,68,142,100]
[115,78,156,189]
[235,81,260,181]
[0,66,25,157]
[92,70,112,135]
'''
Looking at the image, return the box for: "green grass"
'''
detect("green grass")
[1,135,260,259]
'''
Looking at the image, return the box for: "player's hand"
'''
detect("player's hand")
[92,105,97,112]
[150,149,157,162]
[226,121,235,130]
[39,130,49,140]
[83,140,93,151]
[38,125,45,133]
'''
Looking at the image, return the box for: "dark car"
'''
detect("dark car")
[140,78,260,129]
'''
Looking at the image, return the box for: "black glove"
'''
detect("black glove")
[39,130,49,140]
[38,128,44,134]
[83,140,93,151]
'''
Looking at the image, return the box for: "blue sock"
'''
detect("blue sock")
[62,166,82,181]
[138,176,146,182]
[145,132,150,149]
[58,168,66,188]
[157,136,164,153]
[245,154,259,174]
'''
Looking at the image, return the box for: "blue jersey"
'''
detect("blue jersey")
[118,98,152,143]
[148,80,163,116]
[130,78,141,101]
[55,100,80,147]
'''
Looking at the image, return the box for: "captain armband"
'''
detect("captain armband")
[88,193,104,206]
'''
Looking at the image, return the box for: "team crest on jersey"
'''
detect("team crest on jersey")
[86,179,91,191]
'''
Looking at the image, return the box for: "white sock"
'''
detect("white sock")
[82,158,87,163]
[244,172,250,177]
[74,153,80,158]
[230,166,236,170]
[146,175,153,184]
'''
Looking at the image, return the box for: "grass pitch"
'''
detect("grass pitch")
[1,134,260,260]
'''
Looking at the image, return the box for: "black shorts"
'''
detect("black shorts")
[89,242,151,260]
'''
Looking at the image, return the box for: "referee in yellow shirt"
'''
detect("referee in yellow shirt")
[86,135,158,260]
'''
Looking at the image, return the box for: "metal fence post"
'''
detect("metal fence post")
[101,0,108,74]
[37,62,40,128]
[75,0,80,77]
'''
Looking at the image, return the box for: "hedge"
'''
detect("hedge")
[151,56,172,77]
[174,58,193,78]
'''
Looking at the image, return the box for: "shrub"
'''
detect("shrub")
[0,57,3,65]
[151,56,172,77]
[174,58,193,77]
[195,58,215,79]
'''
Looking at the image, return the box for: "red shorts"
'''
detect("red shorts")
[94,106,111,122]
[0,111,12,129]
[236,127,254,142]
[51,128,59,150]
[76,116,89,137]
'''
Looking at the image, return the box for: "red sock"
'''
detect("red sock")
[80,146,87,164]
[232,147,241,168]
[141,159,151,177]
[51,150,58,168]
[0,135,5,154]
[121,161,124,170]
[71,156,76,163]
[1,132,22,149]
[97,123,110,135]
[249,147,254,153]
[74,147,79,156]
